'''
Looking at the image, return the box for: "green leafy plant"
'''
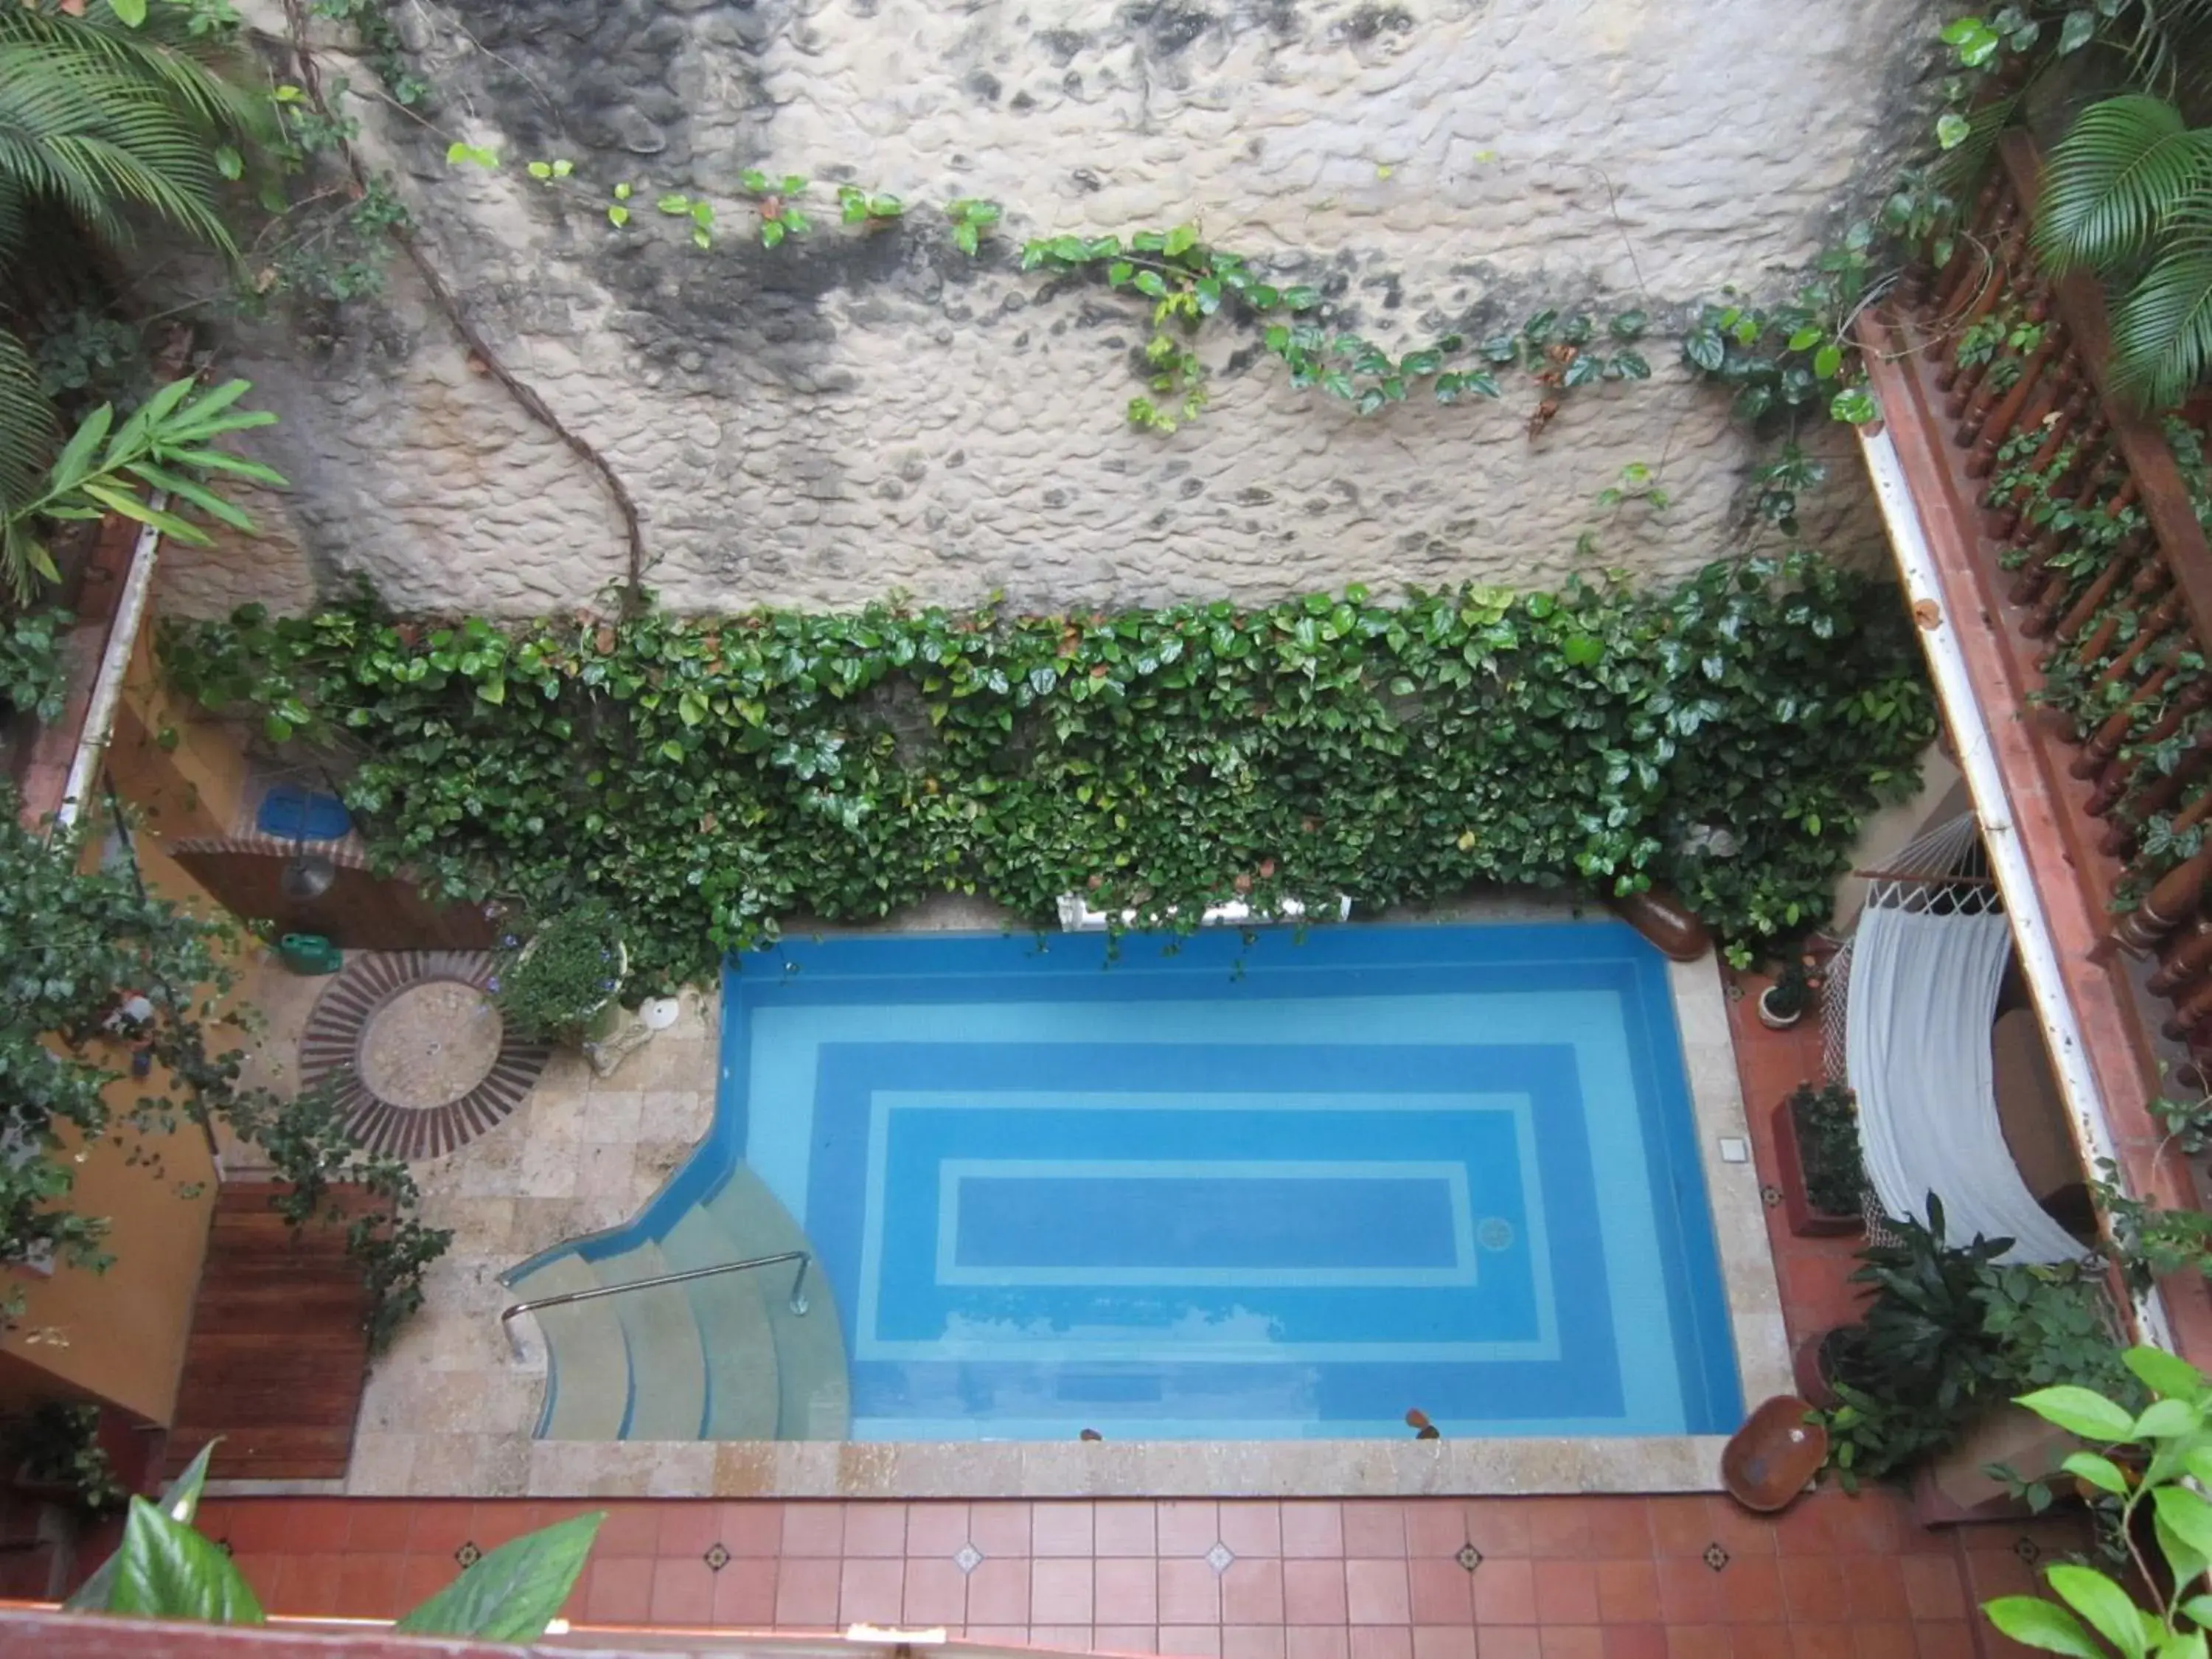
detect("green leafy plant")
[0,607,69,725]
[2154,1087,2212,1158]
[1821,1195,2132,1489]
[740,169,811,247]
[1982,1345,2212,1659]
[1020,225,1322,432]
[1,376,287,604]
[945,196,1001,254]
[162,550,1935,986]
[11,1402,125,1512]
[1481,307,1652,390]
[2096,1158,2212,1290]
[0,782,301,1334]
[493,901,628,1043]
[1823,1196,2021,1486]
[62,1441,601,1636]
[2035,92,2212,410]
[1748,443,1829,537]
[1785,1080,1865,1217]
[32,309,151,412]
[220,1077,452,1352]
[837,184,904,226]
[305,0,428,105]
[1594,460,1670,514]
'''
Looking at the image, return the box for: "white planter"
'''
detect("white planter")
[1756,985,1806,1030]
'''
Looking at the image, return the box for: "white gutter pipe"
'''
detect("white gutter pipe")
[53,510,164,835]
[1858,427,2175,1350]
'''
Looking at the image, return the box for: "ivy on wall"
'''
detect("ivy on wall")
[162,552,1935,982]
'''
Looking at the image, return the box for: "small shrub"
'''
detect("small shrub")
[1789,1081,1865,1217]
[493,901,627,1041]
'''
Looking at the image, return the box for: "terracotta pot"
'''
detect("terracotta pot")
[1606,886,1712,962]
[1721,1396,1829,1514]
[1772,1096,1863,1239]
[1792,1327,1853,1411]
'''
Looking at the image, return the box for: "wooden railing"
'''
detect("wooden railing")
[1875,130,2212,1068]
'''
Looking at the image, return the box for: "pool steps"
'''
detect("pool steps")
[512,1165,850,1441]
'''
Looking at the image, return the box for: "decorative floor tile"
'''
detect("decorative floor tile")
[1455,1544,1482,1573]
[1207,1543,1237,1573]
[704,1543,730,1572]
[1703,1543,1731,1573]
[955,1545,984,1574]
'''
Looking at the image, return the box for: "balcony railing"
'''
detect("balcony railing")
[1860,128,2212,1361]
[1871,131,2212,1055]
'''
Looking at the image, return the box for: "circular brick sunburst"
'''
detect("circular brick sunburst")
[298,951,550,1160]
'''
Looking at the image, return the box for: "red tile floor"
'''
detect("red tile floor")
[164,972,2076,1657]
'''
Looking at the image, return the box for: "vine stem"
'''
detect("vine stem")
[272,0,650,605]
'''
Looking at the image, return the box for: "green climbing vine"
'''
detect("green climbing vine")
[161,551,1935,986]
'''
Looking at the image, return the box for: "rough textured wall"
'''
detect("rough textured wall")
[191,0,1944,620]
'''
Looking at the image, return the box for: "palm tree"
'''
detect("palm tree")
[0,0,272,265]
[0,1,276,596]
[2034,92,2212,410]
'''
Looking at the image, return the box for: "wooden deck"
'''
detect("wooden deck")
[162,1184,370,1482]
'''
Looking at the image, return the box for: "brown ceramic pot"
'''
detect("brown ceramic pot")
[1606,886,1712,962]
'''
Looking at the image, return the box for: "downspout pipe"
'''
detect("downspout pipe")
[52,510,164,835]
[1857,425,2176,1351]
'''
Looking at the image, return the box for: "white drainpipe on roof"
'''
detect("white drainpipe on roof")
[52,512,164,835]
[1857,427,2175,1350]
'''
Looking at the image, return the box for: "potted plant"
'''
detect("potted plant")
[10,1402,125,1513]
[1757,953,1824,1029]
[1773,1081,1865,1237]
[1812,1197,2017,1488]
[492,900,629,1045]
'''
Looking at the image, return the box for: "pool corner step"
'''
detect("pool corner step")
[597,1240,709,1440]
[700,1166,852,1440]
[662,1206,779,1441]
[510,1253,629,1441]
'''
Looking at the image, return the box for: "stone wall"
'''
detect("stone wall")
[184,0,1945,620]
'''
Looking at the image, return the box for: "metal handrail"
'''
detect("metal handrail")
[499,1249,811,1322]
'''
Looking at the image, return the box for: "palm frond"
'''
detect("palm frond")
[2107,198,2212,409]
[0,331,58,514]
[2118,0,2212,100]
[2037,94,2212,274]
[0,2,273,267]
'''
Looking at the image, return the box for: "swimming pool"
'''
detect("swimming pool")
[512,919,1742,1442]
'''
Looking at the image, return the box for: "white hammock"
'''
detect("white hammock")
[1843,817,2086,1265]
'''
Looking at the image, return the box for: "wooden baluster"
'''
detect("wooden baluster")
[2048,540,2144,646]
[2073,664,2178,779]
[1992,372,2087,543]
[2114,841,2212,954]
[2153,915,2212,995]
[2066,563,2164,674]
[1969,313,2065,477]
[2011,450,2125,611]
[2093,588,2185,688]
[2096,703,2212,848]
[1932,175,2006,333]
[2163,973,2212,1041]
[1938,201,2024,394]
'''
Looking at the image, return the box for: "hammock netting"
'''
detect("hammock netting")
[1818,813,2086,1265]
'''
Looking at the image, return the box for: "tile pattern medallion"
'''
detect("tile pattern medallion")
[299,951,550,1160]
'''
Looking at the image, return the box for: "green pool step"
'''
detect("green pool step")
[701,1166,852,1440]
[512,1253,629,1440]
[597,1240,708,1440]
[661,1206,781,1440]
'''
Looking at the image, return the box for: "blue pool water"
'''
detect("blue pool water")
[622,919,1743,1442]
